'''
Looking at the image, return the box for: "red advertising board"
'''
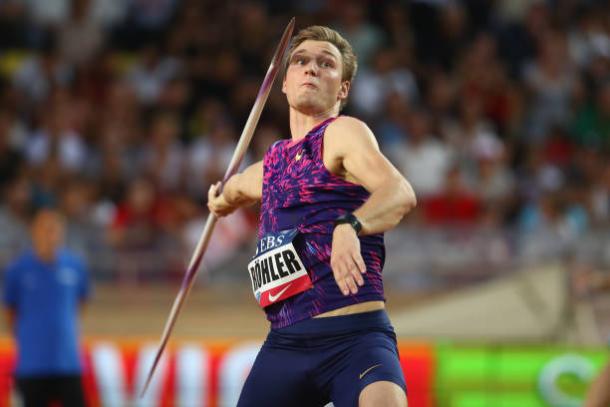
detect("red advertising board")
[0,340,434,407]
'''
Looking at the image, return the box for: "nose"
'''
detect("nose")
[304,60,318,76]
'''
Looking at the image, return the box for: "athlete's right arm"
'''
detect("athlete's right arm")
[207,160,263,217]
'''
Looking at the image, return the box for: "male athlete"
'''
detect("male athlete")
[208,26,416,407]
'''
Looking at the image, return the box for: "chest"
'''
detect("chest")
[18,265,80,299]
[265,139,351,189]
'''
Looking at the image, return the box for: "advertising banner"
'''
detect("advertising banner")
[436,344,608,407]
[0,340,435,407]
[1,339,605,407]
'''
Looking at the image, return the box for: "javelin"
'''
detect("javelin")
[140,17,295,396]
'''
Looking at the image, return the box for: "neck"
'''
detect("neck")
[34,246,56,263]
[289,106,339,142]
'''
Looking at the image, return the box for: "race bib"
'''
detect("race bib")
[248,229,312,307]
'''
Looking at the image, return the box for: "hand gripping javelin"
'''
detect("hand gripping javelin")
[140,17,295,396]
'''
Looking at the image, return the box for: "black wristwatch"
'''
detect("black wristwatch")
[334,213,363,235]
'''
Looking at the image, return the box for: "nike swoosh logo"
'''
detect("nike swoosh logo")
[359,364,382,380]
[268,283,292,302]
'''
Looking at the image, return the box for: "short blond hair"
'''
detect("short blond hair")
[285,26,358,109]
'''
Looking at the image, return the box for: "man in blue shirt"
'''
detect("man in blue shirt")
[3,208,90,407]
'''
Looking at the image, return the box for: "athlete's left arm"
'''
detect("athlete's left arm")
[327,116,416,234]
[326,117,416,296]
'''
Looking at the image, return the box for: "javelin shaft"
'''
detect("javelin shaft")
[140,17,295,396]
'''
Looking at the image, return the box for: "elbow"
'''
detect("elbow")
[406,188,417,212]
[398,180,417,215]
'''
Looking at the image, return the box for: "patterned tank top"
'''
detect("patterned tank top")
[259,117,385,328]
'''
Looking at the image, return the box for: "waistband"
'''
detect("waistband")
[272,309,392,336]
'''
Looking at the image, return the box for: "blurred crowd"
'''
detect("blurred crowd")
[0,0,609,280]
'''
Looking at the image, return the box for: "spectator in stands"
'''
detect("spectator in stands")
[0,175,31,257]
[57,0,105,67]
[334,1,384,67]
[187,121,246,193]
[422,166,481,226]
[571,80,610,149]
[140,111,185,192]
[126,44,181,105]
[590,162,610,225]
[3,208,90,407]
[108,177,166,281]
[25,102,88,173]
[351,47,418,119]
[0,0,608,288]
[388,108,453,198]
[108,177,159,247]
[0,111,24,190]
[523,29,577,142]
[12,41,73,105]
[375,92,411,149]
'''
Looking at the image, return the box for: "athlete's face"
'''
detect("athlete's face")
[282,40,350,115]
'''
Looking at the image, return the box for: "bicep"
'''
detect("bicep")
[336,122,405,192]
[345,145,405,192]
[237,160,263,200]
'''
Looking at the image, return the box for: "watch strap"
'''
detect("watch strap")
[334,213,363,235]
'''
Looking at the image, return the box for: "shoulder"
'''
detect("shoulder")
[325,116,379,154]
[59,250,87,272]
[265,140,285,156]
[4,253,31,279]
[270,140,284,149]
[8,252,34,269]
[261,140,285,165]
[327,115,369,134]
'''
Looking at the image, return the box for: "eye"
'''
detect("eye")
[292,56,307,65]
[320,59,335,68]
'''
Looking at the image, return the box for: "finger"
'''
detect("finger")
[207,186,215,202]
[333,264,350,296]
[340,281,350,296]
[344,273,358,295]
[337,276,349,296]
[349,262,364,286]
[352,253,367,274]
[341,261,359,294]
[344,259,363,286]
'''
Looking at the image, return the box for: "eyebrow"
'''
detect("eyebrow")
[292,49,338,59]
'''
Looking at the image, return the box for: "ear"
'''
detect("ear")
[337,80,350,101]
[282,75,287,94]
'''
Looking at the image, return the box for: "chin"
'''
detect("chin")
[294,95,329,115]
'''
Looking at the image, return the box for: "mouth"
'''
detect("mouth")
[301,82,318,89]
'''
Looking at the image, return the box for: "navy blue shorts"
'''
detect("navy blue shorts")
[237,310,407,407]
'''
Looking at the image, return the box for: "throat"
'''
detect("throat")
[289,110,337,143]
